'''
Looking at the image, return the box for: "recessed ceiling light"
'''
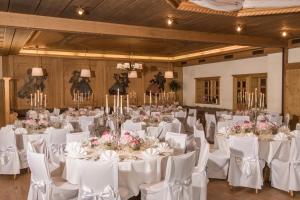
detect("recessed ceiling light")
[167,18,174,26]
[281,31,287,37]
[76,7,85,16]
[236,24,242,32]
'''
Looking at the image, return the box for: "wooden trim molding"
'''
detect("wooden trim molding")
[0,11,286,48]
[178,1,300,17]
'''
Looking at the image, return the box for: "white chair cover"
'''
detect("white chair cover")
[66,132,89,144]
[228,136,264,190]
[52,108,60,116]
[232,115,250,124]
[46,128,68,165]
[165,132,187,154]
[27,152,78,200]
[192,126,209,200]
[270,140,291,192]
[0,128,20,175]
[174,110,187,119]
[77,160,121,200]
[204,113,216,142]
[79,116,95,132]
[140,151,195,200]
[122,120,143,132]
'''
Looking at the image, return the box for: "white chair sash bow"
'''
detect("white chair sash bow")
[0,147,15,166]
[169,177,192,200]
[30,180,51,200]
[81,186,119,200]
[234,156,257,176]
[50,144,66,162]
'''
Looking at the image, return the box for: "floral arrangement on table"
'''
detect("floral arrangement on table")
[99,131,115,146]
[89,137,100,148]
[235,110,252,116]
[23,118,49,130]
[120,132,143,150]
[229,120,278,135]
[229,121,254,134]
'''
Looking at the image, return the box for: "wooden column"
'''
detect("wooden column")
[1,77,12,125]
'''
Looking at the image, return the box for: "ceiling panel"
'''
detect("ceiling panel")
[24,30,222,56]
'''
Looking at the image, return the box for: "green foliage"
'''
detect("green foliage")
[169,80,181,92]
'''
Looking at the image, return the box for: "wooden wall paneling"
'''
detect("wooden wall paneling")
[285,63,300,117]
[2,55,183,110]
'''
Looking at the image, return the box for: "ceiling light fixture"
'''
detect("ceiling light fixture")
[167,18,174,26]
[236,24,243,33]
[76,6,85,16]
[281,31,287,37]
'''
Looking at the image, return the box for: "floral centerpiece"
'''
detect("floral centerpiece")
[120,132,143,150]
[89,137,100,148]
[256,120,278,135]
[23,118,49,130]
[229,121,254,134]
[100,131,115,146]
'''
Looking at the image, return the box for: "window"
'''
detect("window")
[195,77,220,104]
[233,73,267,110]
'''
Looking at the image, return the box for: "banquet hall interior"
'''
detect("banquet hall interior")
[1,0,300,200]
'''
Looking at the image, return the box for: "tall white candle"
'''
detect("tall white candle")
[155,93,158,105]
[144,93,146,105]
[120,96,123,114]
[40,92,43,106]
[254,88,257,107]
[251,93,254,108]
[117,89,120,108]
[105,94,109,114]
[126,94,129,112]
[37,90,40,104]
[149,90,152,105]
[44,94,47,108]
[113,95,116,113]
[30,93,33,107]
[34,93,37,107]
[262,93,265,109]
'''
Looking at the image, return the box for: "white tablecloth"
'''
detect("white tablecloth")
[64,154,168,198]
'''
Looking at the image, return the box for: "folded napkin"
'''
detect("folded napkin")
[273,132,288,141]
[290,130,300,137]
[63,123,74,132]
[142,148,160,159]
[15,128,28,135]
[218,127,227,134]
[100,150,119,161]
[157,142,169,153]
[65,142,87,157]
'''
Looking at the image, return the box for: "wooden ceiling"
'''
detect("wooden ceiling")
[0,0,299,59]
[24,30,222,56]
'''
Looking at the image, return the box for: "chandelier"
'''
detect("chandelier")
[116,62,143,70]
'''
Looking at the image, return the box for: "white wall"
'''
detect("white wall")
[183,53,283,113]
[289,47,300,63]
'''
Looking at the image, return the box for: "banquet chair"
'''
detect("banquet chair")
[192,126,209,200]
[27,152,78,200]
[204,113,216,143]
[66,132,89,144]
[165,132,187,154]
[47,128,68,166]
[189,108,197,117]
[270,138,300,196]
[52,108,60,116]
[78,116,95,132]
[150,112,161,117]
[0,127,21,177]
[227,136,264,192]
[232,115,250,124]
[77,160,125,200]
[140,151,196,200]
[122,120,143,132]
[174,110,187,118]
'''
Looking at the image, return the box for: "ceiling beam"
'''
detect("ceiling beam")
[0,11,287,47]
